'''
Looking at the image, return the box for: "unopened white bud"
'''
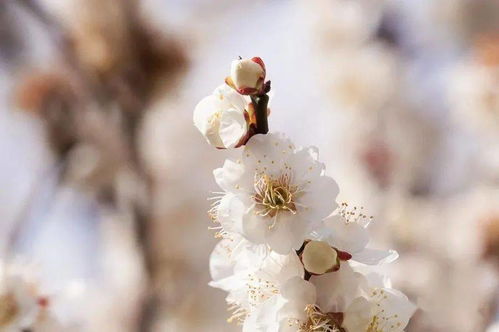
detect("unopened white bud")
[302,240,338,275]
[228,57,266,95]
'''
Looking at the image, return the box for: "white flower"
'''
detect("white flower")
[213,133,339,254]
[242,276,316,332]
[0,273,41,331]
[243,263,365,332]
[341,272,415,332]
[209,232,266,292]
[343,288,416,332]
[448,62,499,134]
[310,262,366,314]
[210,244,304,324]
[228,57,266,95]
[243,266,414,332]
[313,203,398,265]
[325,45,398,114]
[193,84,250,148]
[306,0,382,47]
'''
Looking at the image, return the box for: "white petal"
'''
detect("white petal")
[265,213,307,254]
[279,277,316,322]
[209,273,244,293]
[219,108,248,148]
[213,84,247,111]
[193,95,224,148]
[217,194,245,233]
[272,253,304,285]
[311,263,365,312]
[281,277,316,305]
[343,297,372,332]
[285,146,324,182]
[324,216,369,254]
[193,95,218,133]
[243,133,293,176]
[299,175,339,222]
[372,288,417,331]
[213,159,246,193]
[241,208,268,245]
[364,272,392,289]
[352,248,399,265]
[209,238,236,282]
[243,296,283,332]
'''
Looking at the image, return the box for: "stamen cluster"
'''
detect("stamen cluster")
[254,173,299,219]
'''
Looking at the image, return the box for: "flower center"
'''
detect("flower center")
[297,305,344,332]
[253,173,298,219]
[0,293,19,326]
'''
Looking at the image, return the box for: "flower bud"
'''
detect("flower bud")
[227,57,266,95]
[193,84,249,148]
[301,240,339,275]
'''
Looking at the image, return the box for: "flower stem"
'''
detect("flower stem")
[251,94,269,134]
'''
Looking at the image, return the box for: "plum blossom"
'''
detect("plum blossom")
[242,276,316,332]
[0,263,52,332]
[343,275,416,332]
[213,133,339,254]
[448,62,499,134]
[209,241,303,324]
[243,263,365,332]
[209,234,247,289]
[0,276,39,331]
[200,57,415,331]
[193,84,250,148]
[343,288,416,332]
[242,266,415,332]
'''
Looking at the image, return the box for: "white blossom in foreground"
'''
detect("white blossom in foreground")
[313,203,398,265]
[243,263,365,331]
[209,234,247,291]
[243,276,315,332]
[241,265,415,332]
[210,238,303,324]
[213,133,339,254]
[193,84,250,148]
[343,289,415,332]
[343,273,416,332]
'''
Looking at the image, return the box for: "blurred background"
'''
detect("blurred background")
[0,0,498,331]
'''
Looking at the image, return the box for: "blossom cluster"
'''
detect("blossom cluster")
[0,261,60,331]
[194,57,415,331]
